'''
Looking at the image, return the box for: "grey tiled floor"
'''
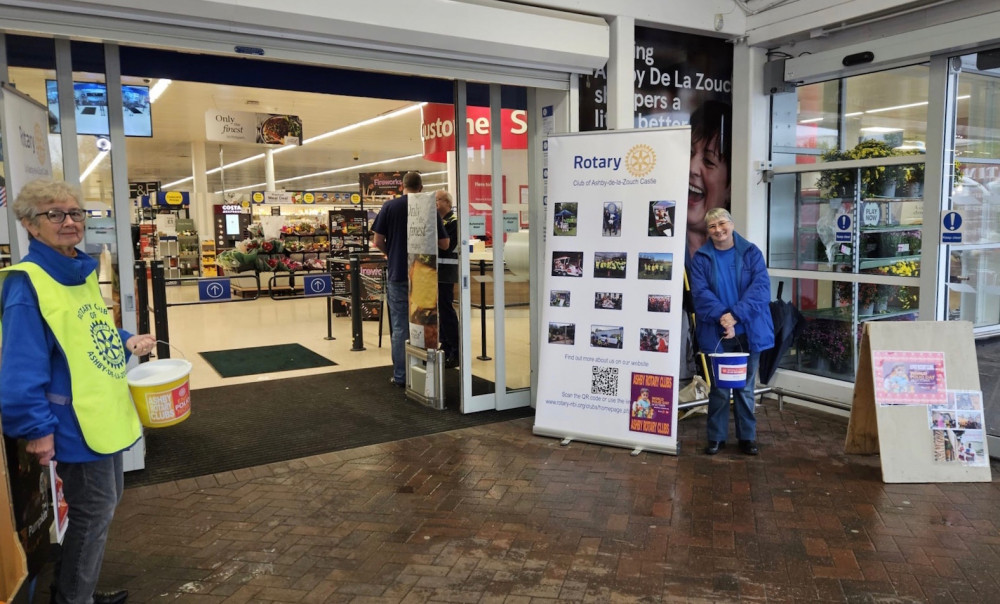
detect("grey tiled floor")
[99,402,1000,603]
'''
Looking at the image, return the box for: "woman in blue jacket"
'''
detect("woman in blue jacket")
[0,179,156,604]
[688,208,774,456]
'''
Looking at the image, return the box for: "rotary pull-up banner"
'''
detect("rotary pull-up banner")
[420,103,527,162]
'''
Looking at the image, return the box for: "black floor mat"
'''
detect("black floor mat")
[125,365,530,487]
[199,343,336,377]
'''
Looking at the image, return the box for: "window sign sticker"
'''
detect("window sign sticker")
[835,213,852,242]
[941,210,963,243]
[861,202,881,227]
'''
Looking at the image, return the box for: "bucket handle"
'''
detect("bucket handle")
[152,339,186,359]
[713,336,745,355]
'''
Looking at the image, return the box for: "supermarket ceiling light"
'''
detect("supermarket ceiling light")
[79,150,108,182]
[864,95,970,115]
[798,117,824,124]
[148,79,172,103]
[291,102,427,148]
[165,102,425,190]
[215,153,424,193]
[860,127,904,133]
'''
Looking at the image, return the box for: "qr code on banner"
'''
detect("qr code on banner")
[591,365,619,396]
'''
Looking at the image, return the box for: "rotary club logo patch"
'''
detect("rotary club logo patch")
[625,144,656,178]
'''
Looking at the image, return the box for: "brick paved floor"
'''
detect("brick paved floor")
[101,402,1000,603]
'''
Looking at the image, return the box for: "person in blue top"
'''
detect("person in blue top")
[371,172,449,387]
[0,179,156,604]
[688,208,774,456]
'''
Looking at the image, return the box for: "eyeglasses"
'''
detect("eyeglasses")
[34,209,87,223]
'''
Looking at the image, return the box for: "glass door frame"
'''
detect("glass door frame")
[454,81,532,413]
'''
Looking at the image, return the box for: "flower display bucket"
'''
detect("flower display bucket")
[127,359,192,428]
[708,352,749,389]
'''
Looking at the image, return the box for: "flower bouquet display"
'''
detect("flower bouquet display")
[216,238,259,273]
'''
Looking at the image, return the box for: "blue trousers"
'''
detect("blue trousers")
[438,281,458,361]
[55,453,124,604]
[706,337,760,442]
[386,280,408,384]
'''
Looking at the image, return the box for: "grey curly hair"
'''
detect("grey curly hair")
[12,179,82,222]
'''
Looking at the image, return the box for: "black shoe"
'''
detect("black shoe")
[93,590,129,604]
[445,357,460,369]
[389,378,404,388]
[704,440,725,455]
[739,440,759,456]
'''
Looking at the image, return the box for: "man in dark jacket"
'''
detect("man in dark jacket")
[688,208,774,456]
[436,190,460,368]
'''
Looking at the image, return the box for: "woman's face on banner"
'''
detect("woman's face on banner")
[688,134,731,232]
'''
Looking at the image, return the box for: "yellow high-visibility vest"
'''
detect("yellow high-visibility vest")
[0,262,140,454]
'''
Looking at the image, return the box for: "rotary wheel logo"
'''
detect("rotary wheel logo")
[625,144,656,178]
[34,123,49,167]
[92,321,125,370]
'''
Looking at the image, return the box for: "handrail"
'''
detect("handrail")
[770,386,851,411]
[677,386,772,411]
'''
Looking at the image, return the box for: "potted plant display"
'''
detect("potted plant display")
[898,153,925,197]
[815,148,856,199]
[798,319,852,373]
[858,282,879,315]
[851,139,901,198]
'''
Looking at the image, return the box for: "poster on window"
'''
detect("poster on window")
[579,28,732,258]
[533,127,690,455]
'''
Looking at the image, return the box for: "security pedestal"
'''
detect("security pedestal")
[405,342,445,410]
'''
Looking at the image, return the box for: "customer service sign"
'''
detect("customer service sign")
[534,128,689,455]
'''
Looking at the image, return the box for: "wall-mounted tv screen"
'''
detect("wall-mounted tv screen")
[45,81,152,138]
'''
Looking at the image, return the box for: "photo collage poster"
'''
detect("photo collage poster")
[534,128,690,454]
[872,349,990,471]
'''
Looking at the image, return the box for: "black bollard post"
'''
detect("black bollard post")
[477,259,491,361]
[349,254,366,351]
[134,260,150,361]
[325,297,335,340]
[150,260,170,359]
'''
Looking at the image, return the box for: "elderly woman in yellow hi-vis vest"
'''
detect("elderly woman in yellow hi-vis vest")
[0,179,156,604]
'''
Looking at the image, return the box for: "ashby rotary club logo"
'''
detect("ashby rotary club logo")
[625,144,656,178]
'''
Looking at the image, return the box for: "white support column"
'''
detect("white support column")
[190,141,212,239]
[730,41,770,248]
[54,38,80,184]
[606,16,634,130]
[265,148,276,191]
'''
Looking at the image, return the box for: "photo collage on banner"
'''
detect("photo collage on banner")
[534,129,690,455]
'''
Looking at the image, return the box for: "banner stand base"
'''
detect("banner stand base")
[532,426,679,456]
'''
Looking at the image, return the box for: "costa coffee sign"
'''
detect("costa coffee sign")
[421,103,527,163]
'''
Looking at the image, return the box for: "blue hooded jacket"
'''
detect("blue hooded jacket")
[0,239,136,462]
[688,231,775,355]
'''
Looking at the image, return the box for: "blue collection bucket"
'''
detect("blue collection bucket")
[709,338,748,388]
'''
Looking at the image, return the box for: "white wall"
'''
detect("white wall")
[3,0,609,78]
